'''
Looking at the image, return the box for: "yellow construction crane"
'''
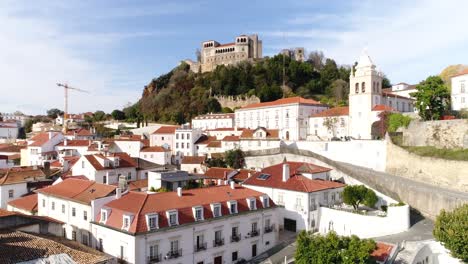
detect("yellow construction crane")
[56,83,89,131]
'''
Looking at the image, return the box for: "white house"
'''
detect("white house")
[149,126,178,149]
[194,135,217,157]
[235,96,329,141]
[174,125,203,163]
[91,184,278,264]
[0,112,30,127]
[56,139,91,158]
[309,107,350,140]
[110,137,146,158]
[206,128,243,140]
[383,82,417,100]
[239,127,281,151]
[72,153,137,185]
[64,128,96,140]
[451,70,468,111]
[0,121,19,142]
[7,193,38,215]
[0,166,47,209]
[242,161,345,232]
[21,132,64,166]
[192,113,235,130]
[139,146,171,165]
[36,178,117,246]
[180,156,206,174]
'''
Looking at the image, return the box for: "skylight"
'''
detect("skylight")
[257,173,270,180]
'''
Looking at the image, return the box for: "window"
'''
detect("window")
[101,210,107,222]
[84,211,88,221]
[52,202,55,210]
[123,216,130,229]
[181,134,184,140]
[251,222,258,233]
[176,143,179,148]
[72,207,76,217]
[230,202,238,214]
[181,143,184,148]
[82,160,85,168]
[355,83,359,93]
[120,245,126,260]
[187,133,190,140]
[147,214,158,230]
[249,199,256,210]
[215,230,222,242]
[232,251,238,262]
[461,82,465,93]
[30,149,38,155]
[161,136,165,140]
[72,231,76,241]
[169,211,178,226]
[462,97,466,103]
[195,207,203,221]
[262,196,270,208]
[149,244,159,259]
[103,175,107,184]
[170,240,179,254]
[8,190,13,198]
[42,199,45,207]
[176,134,179,140]
[62,204,65,213]
[127,172,131,180]
[213,204,221,217]
[361,82,366,93]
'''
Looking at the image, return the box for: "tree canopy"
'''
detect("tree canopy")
[296,231,377,264]
[46,108,64,119]
[412,76,450,121]
[224,149,245,169]
[111,109,126,120]
[93,111,106,122]
[343,185,378,210]
[433,204,468,262]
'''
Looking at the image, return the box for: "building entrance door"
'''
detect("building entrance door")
[214,256,222,264]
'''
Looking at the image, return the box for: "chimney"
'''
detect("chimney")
[230,181,235,190]
[282,163,290,182]
[217,179,222,186]
[177,187,182,197]
[116,188,122,199]
[64,139,68,146]
[224,180,228,185]
[248,172,252,178]
[48,131,53,139]
[223,171,227,180]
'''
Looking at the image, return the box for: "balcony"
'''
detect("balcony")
[248,229,259,237]
[165,249,182,259]
[213,238,224,247]
[264,224,275,234]
[230,233,241,243]
[194,242,207,252]
[147,254,162,263]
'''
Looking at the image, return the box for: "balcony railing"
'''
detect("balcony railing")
[231,233,241,243]
[213,238,225,247]
[165,249,182,259]
[147,254,162,263]
[248,229,259,237]
[194,242,207,252]
[264,224,275,233]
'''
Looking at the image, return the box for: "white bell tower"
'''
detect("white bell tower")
[349,50,383,139]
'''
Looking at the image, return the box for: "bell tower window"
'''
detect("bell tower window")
[361,82,366,93]
[355,83,359,94]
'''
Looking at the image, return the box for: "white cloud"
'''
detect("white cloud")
[0,2,143,115]
[266,0,468,83]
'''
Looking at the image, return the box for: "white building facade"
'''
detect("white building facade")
[192,113,234,130]
[235,97,329,141]
[451,71,468,111]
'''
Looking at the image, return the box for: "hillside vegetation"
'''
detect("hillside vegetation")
[134,52,383,124]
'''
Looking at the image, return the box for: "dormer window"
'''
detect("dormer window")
[262,196,270,208]
[167,210,178,226]
[212,203,222,218]
[247,198,256,210]
[146,214,158,230]
[193,206,204,221]
[114,158,120,167]
[228,201,238,214]
[100,209,109,223]
[122,215,131,230]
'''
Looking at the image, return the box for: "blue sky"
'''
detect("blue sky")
[1,0,467,114]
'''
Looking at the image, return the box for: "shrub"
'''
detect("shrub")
[433,204,468,261]
[380,205,388,212]
[343,185,378,210]
[387,113,412,132]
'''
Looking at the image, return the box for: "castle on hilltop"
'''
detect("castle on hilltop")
[184,34,263,73]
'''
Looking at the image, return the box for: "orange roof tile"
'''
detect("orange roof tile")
[152,126,179,134]
[241,96,324,110]
[29,132,60,147]
[451,69,468,78]
[36,178,116,205]
[181,156,206,164]
[240,128,279,139]
[84,153,137,170]
[140,146,169,152]
[194,135,217,145]
[243,162,343,193]
[8,194,38,212]
[0,167,46,185]
[372,104,396,112]
[311,106,349,118]
[98,185,274,234]
[204,167,234,180]
[207,141,221,148]
[222,135,239,141]
[57,140,91,147]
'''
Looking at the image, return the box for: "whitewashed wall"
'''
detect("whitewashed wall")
[0,183,28,209]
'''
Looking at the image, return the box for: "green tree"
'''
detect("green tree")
[111,109,126,120]
[343,185,378,210]
[257,84,283,102]
[93,111,106,122]
[46,108,64,119]
[221,107,233,113]
[205,158,227,168]
[225,149,245,169]
[412,76,450,120]
[387,113,412,132]
[433,204,468,261]
[296,231,377,264]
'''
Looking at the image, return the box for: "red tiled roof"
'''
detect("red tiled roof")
[371,242,394,262]
[128,179,148,191]
[243,162,343,193]
[36,178,116,205]
[29,132,60,147]
[65,128,93,136]
[140,146,169,152]
[181,156,206,164]
[232,169,256,181]
[204,167,234,180]
[0,145,25,153]
[57,140,90,147]
[0,209,17,218]
[382,91,415,100]
[311,106,349,118]
[0,167,46,185]
[451,69,468,78]
[193,113,234,120]
[152,126,179,134]
[84,153,137,171]
[61,175,89,181]
[98,185,274,234]
[372,104,396,112]
[207,141,221,148]
[240,128,279,139]
[194,135,217,145]
[222,135,239,142]
[241,96,324,110]
[8,194,38,212]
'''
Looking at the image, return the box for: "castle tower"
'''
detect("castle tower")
[349,51,383,139]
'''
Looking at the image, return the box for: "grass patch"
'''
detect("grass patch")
[402,146,468,161]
